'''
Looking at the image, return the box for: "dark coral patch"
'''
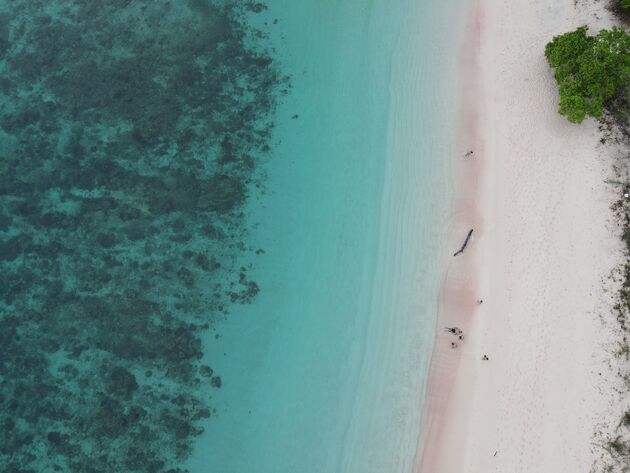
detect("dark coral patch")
[0,0,284,471]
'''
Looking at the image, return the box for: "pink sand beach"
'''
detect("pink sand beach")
[414,0,622,471]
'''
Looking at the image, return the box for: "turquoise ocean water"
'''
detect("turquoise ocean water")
[188,1,463,472]
[0,1,461,472]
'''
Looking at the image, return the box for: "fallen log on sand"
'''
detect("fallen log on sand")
[453,229,473,256]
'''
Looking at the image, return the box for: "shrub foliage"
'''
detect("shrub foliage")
[545,26,630,123]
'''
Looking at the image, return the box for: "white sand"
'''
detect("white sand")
[415,0,623,472]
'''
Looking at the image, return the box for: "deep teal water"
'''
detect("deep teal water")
[0,2,284,472]
[0,1,462,472]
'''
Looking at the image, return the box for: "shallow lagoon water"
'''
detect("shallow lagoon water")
[188,1,462,472]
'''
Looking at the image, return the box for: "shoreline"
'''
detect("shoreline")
[413,0,485,470]
[415,1,622,472]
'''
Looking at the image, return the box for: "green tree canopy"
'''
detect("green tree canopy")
[545,26,630,123]
[622,0,630,10]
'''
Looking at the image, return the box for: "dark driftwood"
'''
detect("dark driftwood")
[453,229,473,256]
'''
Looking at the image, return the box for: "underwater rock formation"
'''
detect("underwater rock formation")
[0,0,286,471]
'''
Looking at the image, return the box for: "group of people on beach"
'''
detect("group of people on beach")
[444,326,464,349]
[445,320,489,360]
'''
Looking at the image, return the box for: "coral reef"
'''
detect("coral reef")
[0,0,285,471]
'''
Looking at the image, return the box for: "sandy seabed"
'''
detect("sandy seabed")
[414,1,624,472]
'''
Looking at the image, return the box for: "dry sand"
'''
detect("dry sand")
[414,0,623,472]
